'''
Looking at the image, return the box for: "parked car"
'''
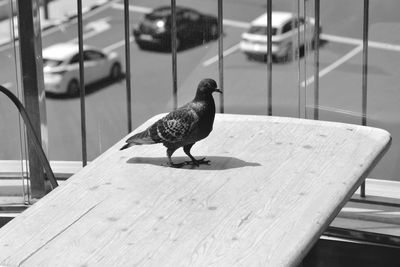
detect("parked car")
[133,6,219,51]
[43,43,122,95]
[240,11,319,62]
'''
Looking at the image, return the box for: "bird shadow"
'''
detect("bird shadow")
[126,156,261,170]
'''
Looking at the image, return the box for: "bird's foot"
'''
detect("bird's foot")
[185,157,210,167]
[166,162,186,168]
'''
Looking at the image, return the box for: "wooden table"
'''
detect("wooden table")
[0,114,391,267]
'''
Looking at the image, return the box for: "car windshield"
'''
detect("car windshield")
[43,58,63,67]
[248,26,277,36]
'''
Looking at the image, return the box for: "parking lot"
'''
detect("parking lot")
[1,0,400,179]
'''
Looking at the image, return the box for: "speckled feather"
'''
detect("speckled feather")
[148,108,199,144]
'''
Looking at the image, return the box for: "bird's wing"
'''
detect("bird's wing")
[149,107,199,144]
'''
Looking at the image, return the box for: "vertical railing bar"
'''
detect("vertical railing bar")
[171,0,178,110]
[360,0,369,198]
[266,0,272,116]
[303,0,307,119]
[77,0,87,167]
[362,0,369,128]
[43,0,49,19]
[313,0,320,120]
[218,0,224,113]
[9,1,30,201]
[17,0,48,198]
[297,0,301,118]
[124,0,132,132]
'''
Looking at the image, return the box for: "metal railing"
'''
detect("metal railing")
[0,85,58,189]
[65,0,376,199]
[1,0,391,203]
[360,0,370,197]
[72,0,377,200]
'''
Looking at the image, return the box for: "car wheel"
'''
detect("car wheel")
[109,62,122,80]
[245,53,253,61]
[136,41,145,50]
[67,79,79,96]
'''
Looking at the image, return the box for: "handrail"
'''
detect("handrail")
[0,85,58,189]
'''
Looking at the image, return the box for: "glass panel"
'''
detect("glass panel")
[174,0,220,111]
[1,0,399,215]
[0,0,29,205]
[41,1,84,164]
[39,0,129,163]
[360,0,400,180]
[40,0,175,163]
[220,1,299,116]
[130,0,174,127]
[298,0,400,182]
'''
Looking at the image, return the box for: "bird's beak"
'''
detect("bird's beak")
[214,88,223,94]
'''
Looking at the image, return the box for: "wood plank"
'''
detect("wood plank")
[0,114,391,267]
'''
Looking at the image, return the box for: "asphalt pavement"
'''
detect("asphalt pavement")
[0,0,108,46]
[1,0,400,182]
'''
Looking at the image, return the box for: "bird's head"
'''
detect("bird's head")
[196,79,223,97]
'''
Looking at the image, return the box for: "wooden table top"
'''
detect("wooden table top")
[0,114,391,267]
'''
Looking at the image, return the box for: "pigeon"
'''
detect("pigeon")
[120,78,222,167]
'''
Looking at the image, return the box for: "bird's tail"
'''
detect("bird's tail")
[120,130,155,150]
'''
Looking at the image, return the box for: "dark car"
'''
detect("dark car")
[133,6,219,51]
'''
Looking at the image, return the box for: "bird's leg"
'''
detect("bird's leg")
[166,147,185,168]
[183,144,210,167]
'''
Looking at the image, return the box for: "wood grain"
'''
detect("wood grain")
[0,114,391,267]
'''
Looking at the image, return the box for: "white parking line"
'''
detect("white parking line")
[320,33,362,46]
[111,3,151,13]
[301,45,363,87]
[202,43,241,67]
[321,33,400,52]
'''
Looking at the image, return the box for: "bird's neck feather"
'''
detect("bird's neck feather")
[193,91,214,102]
[193,95,216,121]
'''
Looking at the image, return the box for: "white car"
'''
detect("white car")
[43,43,123,95]
[240,11,318,61]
